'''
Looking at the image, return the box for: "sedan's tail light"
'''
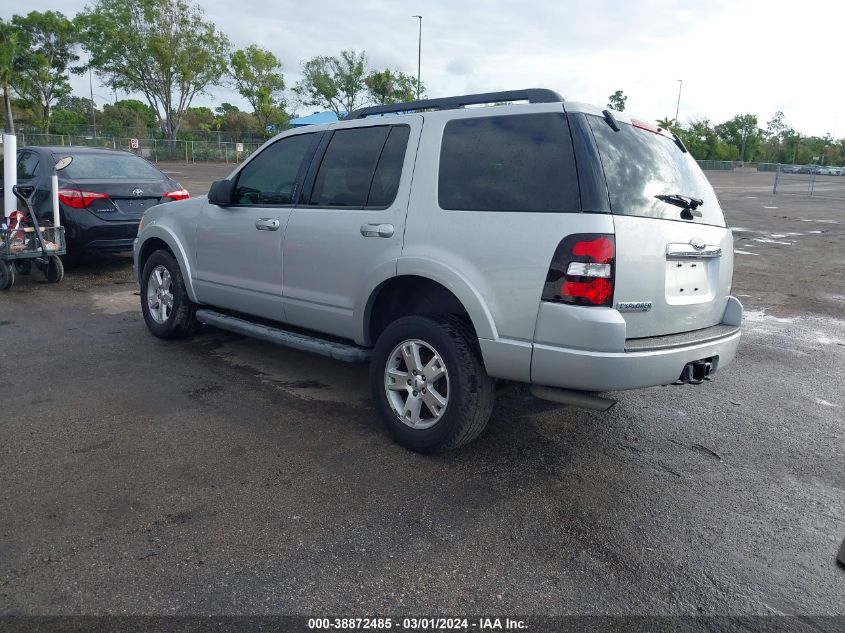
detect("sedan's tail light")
[57,188,110,209]
[541,234,615,307]
[162,189,190,202]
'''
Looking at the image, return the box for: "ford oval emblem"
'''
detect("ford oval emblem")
[132,188,144,197]
[690,237,706,251]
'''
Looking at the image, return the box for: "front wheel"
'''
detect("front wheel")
[0,260,14,290]
[370,315,495,453]
[140,249,200,339]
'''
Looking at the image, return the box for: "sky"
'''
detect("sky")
[2,0,844,137]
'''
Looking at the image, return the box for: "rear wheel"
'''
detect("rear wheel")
[140,250,200,339]
[42,256,64,283]
[370,315,495,453]
[0,260,14,290]
[14,260,31,276]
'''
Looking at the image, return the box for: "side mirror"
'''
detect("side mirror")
[208,179,235,206]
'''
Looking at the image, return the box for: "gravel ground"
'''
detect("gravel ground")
[0,168,843,618]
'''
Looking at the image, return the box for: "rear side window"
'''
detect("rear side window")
[17,151,40,180]
[587,116,725,227]
[366,126,411,207]
[234,133,315,205]
[310,125,408,208]
[438,113,580,212]
[61,153,163,180]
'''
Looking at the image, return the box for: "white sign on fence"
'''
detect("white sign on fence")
[130,138,140,149]
[235,143,244,153]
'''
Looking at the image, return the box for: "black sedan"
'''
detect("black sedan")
[1,146,188,254]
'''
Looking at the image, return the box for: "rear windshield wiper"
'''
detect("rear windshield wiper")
[655,193,703,219]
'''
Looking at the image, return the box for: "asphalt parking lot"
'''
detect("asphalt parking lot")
[1,165,843,617]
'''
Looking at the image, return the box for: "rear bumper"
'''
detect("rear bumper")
[531,327,740,391]
[528,296,743,391]
[63,207,140,253]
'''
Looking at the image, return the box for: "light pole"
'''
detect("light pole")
[674,79,683,124]
[88,58,97,138]
[412,15,422,99]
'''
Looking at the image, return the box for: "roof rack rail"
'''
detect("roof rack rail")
[345,88,564,120]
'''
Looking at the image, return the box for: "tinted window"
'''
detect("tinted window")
[17,151,40,180]
[366,126,410,207]
[438,113,580,212]
[61,153,163,180]
[310,127,390,207]
[235,133,315,205]
[587,115,725,227]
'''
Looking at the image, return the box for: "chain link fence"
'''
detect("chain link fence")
[773,164,845,198]
[9,133,264,164]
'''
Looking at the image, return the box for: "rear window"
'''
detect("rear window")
[587,115,725,227]
[61,153,164,180]
[438,113,580,213]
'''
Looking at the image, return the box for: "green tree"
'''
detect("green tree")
[715,114,762,162]
[230,45,286,134]
[78,0,230,140]
[50,108,87,135]
[294,50,368,117]
[11,11,78,132]
[0,18,21,133]
[607,90,627,112]
[365,69,424,105]
[55,95,97,125]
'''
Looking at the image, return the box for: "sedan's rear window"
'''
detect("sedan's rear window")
[587,115,725,227]
[59,153,164,180]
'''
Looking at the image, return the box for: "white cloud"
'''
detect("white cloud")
[2,0,843,136]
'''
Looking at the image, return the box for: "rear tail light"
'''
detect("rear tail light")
[541,234,615,307]
[162,188,190,202]
[57,188,110,209]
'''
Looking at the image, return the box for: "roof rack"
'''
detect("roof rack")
[345,88,564,120]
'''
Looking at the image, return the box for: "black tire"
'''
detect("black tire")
[370,315,495,453]
[43,256,64,283]
[0,260,14,291]
[14,260,31,276]
[140,249,200,339]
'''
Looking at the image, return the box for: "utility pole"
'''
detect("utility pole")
[88,58,97,139]
[674,79,683,124]
[412,15,422,99]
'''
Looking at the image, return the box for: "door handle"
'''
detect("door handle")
[255,218,280,231]
[360,223,394,238]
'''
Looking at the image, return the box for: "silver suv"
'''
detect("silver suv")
[134,89,742,453]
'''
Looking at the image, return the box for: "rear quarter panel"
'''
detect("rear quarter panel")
[402,105,615,344]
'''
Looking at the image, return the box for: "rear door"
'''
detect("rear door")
[282,118,421,341]
[586,115,733,338]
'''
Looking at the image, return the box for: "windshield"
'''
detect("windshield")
[587,115,725,227]
[60,153,164,180]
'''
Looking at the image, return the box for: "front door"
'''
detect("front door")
[193,131,319,321]
[283,118,422,341]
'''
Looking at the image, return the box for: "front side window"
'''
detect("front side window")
[309,125,408,208]
[438,113,580,213]
[234,133,315,205]
[17,151,40,180]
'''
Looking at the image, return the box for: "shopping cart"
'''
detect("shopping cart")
[0,185,66,290]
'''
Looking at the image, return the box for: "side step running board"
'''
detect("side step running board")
[195,309,371,363]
